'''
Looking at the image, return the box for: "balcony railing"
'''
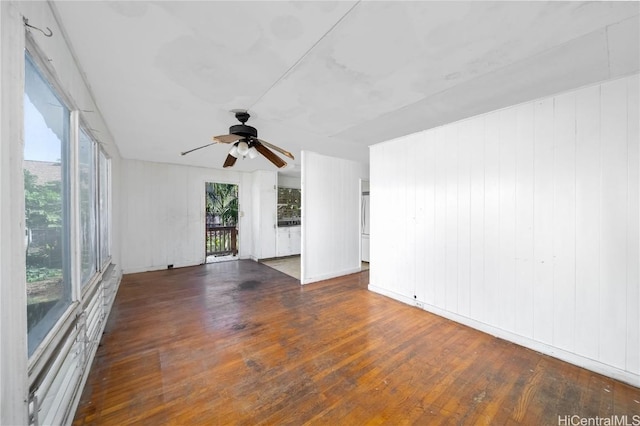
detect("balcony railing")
[206,226,237,257]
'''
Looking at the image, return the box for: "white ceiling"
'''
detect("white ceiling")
[52,1,639,175]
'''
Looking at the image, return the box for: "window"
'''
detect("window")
[21,40,115,426]
[277,187,301,226]
[24,52,72,356]
[98,149,110,266]
[79,130,110,286]
[79,129,97,286]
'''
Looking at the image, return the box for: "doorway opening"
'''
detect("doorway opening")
[205,182,239,263]
[361,179,370,271]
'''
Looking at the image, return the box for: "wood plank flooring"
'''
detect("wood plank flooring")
[73,260,639,425]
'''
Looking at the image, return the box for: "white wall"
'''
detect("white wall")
[120,160,257,272]
[251,170,277,260]
[370,74,640,386]
[301,151,369,284]
[0,4,29,423]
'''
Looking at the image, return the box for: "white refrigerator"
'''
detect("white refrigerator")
[361,194,370,262]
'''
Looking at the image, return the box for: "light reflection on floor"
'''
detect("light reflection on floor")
[205,254,237,263]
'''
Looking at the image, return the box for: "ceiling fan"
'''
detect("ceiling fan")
[181,111,294,168]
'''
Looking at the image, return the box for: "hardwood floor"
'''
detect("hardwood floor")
[73,260,639,425]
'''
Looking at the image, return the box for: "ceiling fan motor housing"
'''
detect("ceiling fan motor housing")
[230,112,257,138]
[229,124,257,139]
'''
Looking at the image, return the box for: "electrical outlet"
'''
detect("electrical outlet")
[415,301,424,309]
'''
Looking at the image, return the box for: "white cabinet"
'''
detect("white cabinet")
[277,226,301,257]
[290,227,301,255]
[277,228,288,257]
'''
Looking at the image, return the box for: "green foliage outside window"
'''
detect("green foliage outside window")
[206,183,238,227]
[24,169,63,282]
[24,169,62,230]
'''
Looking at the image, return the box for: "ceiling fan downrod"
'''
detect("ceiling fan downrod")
[235,111,250,124]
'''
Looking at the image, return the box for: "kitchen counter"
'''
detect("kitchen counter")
[277,222,301,227]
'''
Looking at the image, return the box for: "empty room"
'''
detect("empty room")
[1,1,639,425]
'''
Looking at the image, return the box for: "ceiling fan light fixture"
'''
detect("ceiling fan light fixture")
[248,146,258,159]
[237,140,250,156]
[229,144,239,158]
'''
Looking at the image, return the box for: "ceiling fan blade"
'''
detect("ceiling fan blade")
[213,134,240,144]
[254,142,287,168]
[256,138,294,160]
[223,154,237,168]
[181,142,217,156]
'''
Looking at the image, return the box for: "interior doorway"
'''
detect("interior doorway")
[205,182,239,263]
[361,179,370,270]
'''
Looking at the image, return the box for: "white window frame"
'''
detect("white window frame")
[24,34,116,426]
[24,39,78,366]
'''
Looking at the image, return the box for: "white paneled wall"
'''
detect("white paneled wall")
[370,74,640,386]
[301,151,369,284]
[1,4,29,423]
[121,160,255,272]
[251,170,277,260]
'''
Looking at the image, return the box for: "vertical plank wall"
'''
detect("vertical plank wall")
[120,160,255,273]
[301,151,369,284]
[251,170,277,260]
[369,74,639,386]
[0,3,29,423]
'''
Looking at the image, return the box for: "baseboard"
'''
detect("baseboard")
[368,285,640,388]
[122,261,200,274]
